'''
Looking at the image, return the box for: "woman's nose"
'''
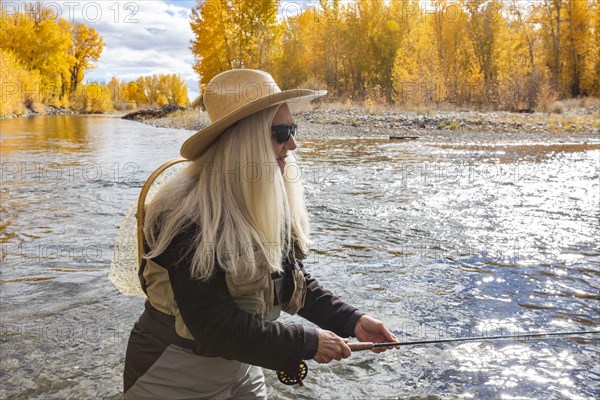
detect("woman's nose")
[285,133,297,151]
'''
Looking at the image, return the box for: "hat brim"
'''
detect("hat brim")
[180,89,327,160]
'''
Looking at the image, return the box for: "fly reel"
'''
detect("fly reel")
[277,361,308,386]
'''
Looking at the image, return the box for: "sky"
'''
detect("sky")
[8,1,200,100]
[6,0,321,102]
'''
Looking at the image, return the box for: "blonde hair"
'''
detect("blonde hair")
[144,105,310,281]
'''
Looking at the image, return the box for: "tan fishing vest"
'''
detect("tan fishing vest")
[141,248,307,341]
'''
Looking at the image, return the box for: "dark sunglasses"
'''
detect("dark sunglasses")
[271,123,298,144]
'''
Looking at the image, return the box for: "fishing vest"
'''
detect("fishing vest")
[139,244,308,341]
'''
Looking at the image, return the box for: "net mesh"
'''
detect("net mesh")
[109,160,190,297]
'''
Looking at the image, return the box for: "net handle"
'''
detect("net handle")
[137,158,190,265]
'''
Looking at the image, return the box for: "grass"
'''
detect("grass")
[307,96,599,115]
[436,119,460,130]
[448,119,460,130]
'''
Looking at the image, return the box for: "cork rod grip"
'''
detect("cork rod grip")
[348,342,375,351]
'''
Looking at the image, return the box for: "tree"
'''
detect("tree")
[69,22,104,93]
[189,0,280,91]
[540,0,563,93]
[186,0,599,109]
[0,3,74,104]
[108,76,120,103]
[272,10,311,89]
[0,49,42,115]
[117,74,189,107]
[563,0,596,97]
[72,83,113,113]
[465,0,505,94]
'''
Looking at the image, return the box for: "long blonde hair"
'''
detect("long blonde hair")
[144,104,310,281]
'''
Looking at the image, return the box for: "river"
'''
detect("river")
[1,115,598,399]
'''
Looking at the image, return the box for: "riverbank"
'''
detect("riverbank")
[136,100,600,139]
[0,104,77,120]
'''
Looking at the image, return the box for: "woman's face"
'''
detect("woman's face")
[271,103,297,172]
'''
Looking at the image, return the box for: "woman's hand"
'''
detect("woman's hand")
[354,315,400,353]
[313,329,352,363]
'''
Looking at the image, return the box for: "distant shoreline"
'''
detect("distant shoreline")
[0,104,129,120]
[132,102,599,138]
[4,101,598,138]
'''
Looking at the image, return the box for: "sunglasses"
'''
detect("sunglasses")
[271,123,298,144]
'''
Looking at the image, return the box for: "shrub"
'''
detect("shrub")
[0,50,42,116]
[71,83,113,113]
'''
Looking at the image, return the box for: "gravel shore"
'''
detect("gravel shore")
[138,105,600,144]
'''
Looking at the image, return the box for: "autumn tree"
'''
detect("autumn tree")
[119,74,189,107]
[108,76,121,104]
[158,74,190,106]
[591,0,600,96]
[310,1,345,94]
[561,0,597,97]
[0,3,74,104]
[392,0,476,106]
[345,0,405,101]
[507,0,543,109]
[0,2,105,113]
[69,22,104,94]
[540,0,563,93]
[0,49,42,115]
[189,0,280,91]
[71,83,113,113]
[272,9,312,89]
[193,0,600,108]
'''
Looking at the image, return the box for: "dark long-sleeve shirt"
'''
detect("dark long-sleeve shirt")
[151,223,364,374]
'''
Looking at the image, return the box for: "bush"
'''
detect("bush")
[535,78,559,113]
[0,50,42,116]
[71,83,113,113]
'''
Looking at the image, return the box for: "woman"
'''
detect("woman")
[123,69,398,399]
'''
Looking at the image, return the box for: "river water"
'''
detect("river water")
[0,115,598,399]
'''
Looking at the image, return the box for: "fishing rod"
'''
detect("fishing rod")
[277,329,599,386]
[347,329,600,351]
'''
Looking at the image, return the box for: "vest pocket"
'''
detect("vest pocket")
[281,269,307,315]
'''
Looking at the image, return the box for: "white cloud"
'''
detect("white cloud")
[6,0,200,99]
[5,0,325,102]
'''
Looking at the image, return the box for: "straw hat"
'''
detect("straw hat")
[180,69,327,160]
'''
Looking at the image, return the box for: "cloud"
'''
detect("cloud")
[6,0,200,97]
[5,0,320,102]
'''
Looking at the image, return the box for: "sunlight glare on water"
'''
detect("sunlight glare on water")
[0,116,598,399]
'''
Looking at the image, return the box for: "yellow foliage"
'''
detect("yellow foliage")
[120,74,189,107]
[0,5,74,103]
[108,77,120,104]
[69,23,104,93]
[190,0,280,91]
[186,0,599,109]
[71,83,113,113]
[0,3,105,113]
[157,94,169,107]
[0,49,42,116]
[60,95,70,108]
[273,9,315,89]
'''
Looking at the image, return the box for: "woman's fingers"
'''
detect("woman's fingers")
[313,329,352,363]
